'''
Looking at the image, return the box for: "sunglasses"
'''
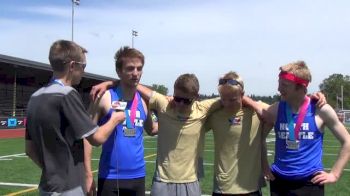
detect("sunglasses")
[74,61,87,69]
[218,79,242,88]
[63,60,87,69]
[173,96,193,105]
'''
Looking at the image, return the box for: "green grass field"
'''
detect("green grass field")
[1,128,350,195]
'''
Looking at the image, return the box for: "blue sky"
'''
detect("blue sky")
[0,0,349,96]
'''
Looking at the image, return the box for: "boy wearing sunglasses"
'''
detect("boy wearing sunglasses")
[204,71,266,196]
[144,73,222,196]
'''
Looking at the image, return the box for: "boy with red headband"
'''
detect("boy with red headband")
[261,61,350,195]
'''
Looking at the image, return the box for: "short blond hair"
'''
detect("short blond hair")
[218,71,244,94]
[279,61,312,83]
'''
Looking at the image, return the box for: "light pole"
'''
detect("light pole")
[341,85,344,111]
[71,0,80,41]
[132,30,138,48]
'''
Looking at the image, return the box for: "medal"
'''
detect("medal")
[124,128,136,137]
[286,139,300,150]
[114,87,139,137]
[285,96,310,150]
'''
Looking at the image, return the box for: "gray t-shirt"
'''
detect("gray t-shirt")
[25,82,98,193]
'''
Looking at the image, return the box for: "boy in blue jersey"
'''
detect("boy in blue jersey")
[84,46,157,196]
[259,61,350,195]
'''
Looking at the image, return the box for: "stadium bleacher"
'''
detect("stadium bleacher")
[0,54,115,129]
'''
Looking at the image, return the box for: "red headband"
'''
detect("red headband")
[279,72,309,87]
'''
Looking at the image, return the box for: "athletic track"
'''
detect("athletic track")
[0,128,25,139]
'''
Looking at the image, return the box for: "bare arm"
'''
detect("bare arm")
[144,110,158,136]
[260,122,275,181]
[309,92,327,108]
[25,140,43,169]
[136,84,154,101]
[242,96,277,124]
[84,100,103,195]
[86,91,125,146]
[242,96,265,117]
[85,113,125,146]
[311,104,350,184]
[90,80,116,101]
[84,139,96,196]
[84,95,111,195]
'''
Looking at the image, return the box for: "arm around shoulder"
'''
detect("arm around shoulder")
[90,80,118,101]
[242,96,276,123]
[144,120,158,136]
[137,84,154,101]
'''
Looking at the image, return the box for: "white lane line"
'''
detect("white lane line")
[325,168,350,172]
[322,146,341,148]
[0,182,38,187]
[145,160,215,166]
[267,151,338,156]
[0,153,25,159]
[323,153,339,156]
[144,136,157,140]
[146,148,215,152]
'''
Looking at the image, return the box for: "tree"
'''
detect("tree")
[151,84,168,95]
[250,94,280,105]
[198,93,219,100]
[319,74,350,110]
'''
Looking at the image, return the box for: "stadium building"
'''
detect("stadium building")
[0,54,114,131]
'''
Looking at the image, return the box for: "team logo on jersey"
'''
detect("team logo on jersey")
[228,117,241,125]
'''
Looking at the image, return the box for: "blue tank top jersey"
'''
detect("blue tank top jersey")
[271,100,324,180]
[98,87,146,179]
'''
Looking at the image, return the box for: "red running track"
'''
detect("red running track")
[0,128,25,139]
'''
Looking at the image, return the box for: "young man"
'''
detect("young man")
[138,73,222,196]
[205,71,266,196]
[261,61,350,195]
[25,40,125,195]
[85,46,157,196]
